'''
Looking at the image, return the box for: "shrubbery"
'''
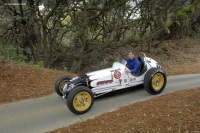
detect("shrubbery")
[0,44,44,68]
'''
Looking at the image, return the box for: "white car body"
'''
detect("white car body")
[87,57,157,95]
[68,53,159,97]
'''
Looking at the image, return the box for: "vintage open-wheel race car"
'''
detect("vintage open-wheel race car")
[55,52,167,115]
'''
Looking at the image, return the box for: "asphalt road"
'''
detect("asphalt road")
[0,74,200,133]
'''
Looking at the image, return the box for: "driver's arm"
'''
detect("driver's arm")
[130,66,139,73]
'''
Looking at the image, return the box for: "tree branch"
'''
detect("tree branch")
[44,1,62,23]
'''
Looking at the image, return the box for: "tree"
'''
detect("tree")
[1,0,200,72]
[1,0,70,67]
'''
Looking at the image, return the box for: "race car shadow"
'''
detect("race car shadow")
[95,84,144,100]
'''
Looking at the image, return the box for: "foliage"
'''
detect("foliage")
[0,44,45,68]
[15,55,28,63]
[35,61,45,68]
[63,67,69,73]
[0,45,17,59]
[0,45,28,62]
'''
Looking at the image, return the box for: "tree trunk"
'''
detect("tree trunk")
[70,57,83,73]
[40,24,51,67]
[70,41,87,73]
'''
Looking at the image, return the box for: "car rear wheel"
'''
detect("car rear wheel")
[55,76,71,96]
[67,86,94,115]
[144,68,167,95]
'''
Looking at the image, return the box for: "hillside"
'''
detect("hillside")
[0,63,75,104]
[144,39,200,75]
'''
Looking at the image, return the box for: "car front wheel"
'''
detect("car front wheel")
[67,86,94,115]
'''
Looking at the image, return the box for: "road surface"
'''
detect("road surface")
[0,74,200,133]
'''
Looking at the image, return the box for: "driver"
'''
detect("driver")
[125,51,141,74]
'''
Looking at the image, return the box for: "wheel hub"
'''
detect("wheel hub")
[73,91,92,111]
[152,73,165,91]
[59,80,69,94]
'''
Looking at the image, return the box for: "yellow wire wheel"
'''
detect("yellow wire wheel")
[72,91,92,112]
[151,73,165,91]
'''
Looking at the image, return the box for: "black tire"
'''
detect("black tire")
[67,86,94,115]
[144,68,167,95]
[55,76,71,96]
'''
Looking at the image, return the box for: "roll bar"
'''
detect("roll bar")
[138,52,147,61]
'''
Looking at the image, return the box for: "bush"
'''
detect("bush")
[36,61,45,68]
[0,45,29,63]
[0,45,17,59]
[63,67,69,72]
[0,44,46,68]
[14,55,28,62]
